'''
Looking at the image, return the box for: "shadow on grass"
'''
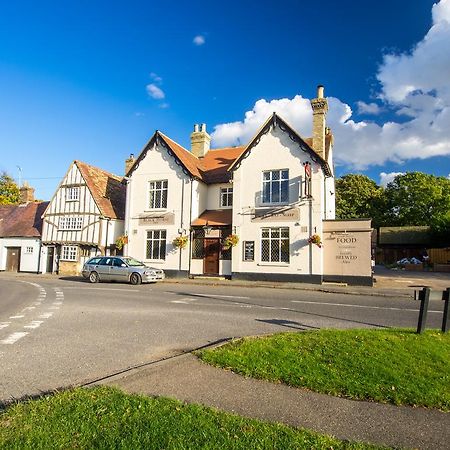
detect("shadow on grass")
[256,318,320,331]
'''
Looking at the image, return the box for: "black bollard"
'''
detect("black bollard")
[442,288,450,333]
[417,287,431,334]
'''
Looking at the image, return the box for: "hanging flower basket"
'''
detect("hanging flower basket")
[173,235,188,249]
[308,234,322,248]
[223,234,239,250]
[115,235,128,250]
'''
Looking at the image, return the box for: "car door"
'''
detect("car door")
[96,257,113,281]
[109,258,129,282]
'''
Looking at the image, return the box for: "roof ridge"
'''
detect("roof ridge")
[75,160,123,182]
[157,132,199,160]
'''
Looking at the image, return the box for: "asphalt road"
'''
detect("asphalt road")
[0,274,445,402]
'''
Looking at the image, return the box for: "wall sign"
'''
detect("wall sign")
[243,241,254,261]
[252,207,300,223]
[138,213,175,225]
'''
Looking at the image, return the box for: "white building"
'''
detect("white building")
[41,160,126,275]
[122,86,376,284]
[0,185,49,273]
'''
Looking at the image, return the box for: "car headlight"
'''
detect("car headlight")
[144,270,156,276]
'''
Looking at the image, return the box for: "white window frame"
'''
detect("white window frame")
[148,180,168,210]
[146,229,167,261]
[61,245,77,261]
[59,216,83,231]
[65,187,80,202]
[262,169,289,205]
[25,246,34,254]
[260,227,290,264]
[220,187,233,207]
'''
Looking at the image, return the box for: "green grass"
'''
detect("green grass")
[0,386,380,450]
[198,329,450,411]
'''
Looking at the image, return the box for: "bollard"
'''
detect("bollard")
[442,288,450,333]
[416,287,431,334]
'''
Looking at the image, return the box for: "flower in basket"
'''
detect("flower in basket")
[308,234,322,248]
[173,235,188,249]
[115,235,128,250]
[223,234,239,250]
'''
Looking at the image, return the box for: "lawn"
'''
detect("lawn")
[0,386,381,449]
[198,329,450,411]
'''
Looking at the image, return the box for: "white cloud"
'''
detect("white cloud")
[146,83,165,99]
[149,72,162,83]
[211,0,450,170]
[379,172,405,187]
[193,35,205,45]
[356,101,383,115]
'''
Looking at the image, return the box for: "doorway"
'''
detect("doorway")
[46,246,55,273]
[6,247,21,272]
[203,238,220,275]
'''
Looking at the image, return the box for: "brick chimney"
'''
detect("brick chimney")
[190,123,211,158]
[310,85,329,160]
[125,153,135,175]
[19,182,34,204]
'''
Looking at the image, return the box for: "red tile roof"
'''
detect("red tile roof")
[191,209,233,226]
[75,161,126,219]
[0,202,49,237]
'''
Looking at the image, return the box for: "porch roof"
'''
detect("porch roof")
[191,209,232,227]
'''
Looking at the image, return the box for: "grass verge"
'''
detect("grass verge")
[197,329,450,411]
[0,386,380,449]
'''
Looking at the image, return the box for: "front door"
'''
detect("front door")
[203,238,220,275]
[46,247,55,273]
[6,247,21,272]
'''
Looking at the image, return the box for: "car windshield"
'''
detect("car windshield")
[122,257,145,267]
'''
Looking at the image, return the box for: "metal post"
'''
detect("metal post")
[442,288,450,333]
[417,287,431,334]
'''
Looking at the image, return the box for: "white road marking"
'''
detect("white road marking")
[171,300,191,304]
[53,302,63,305]
[9,315,25,319]
[0,322,11,330]
[1,332,29,345]
[290,300,441,313]
[48,306,60,310]
[63,287,139,292]
[22,306,36,311]
[24,321,44,329]
[188,293,250,300]
[39,313,53,319]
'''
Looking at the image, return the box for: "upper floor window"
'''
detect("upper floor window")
[262,170,289,204]
[66,187,80,201]
[149,180,168,209]
[59,216,83,231]
[220,187,233,207]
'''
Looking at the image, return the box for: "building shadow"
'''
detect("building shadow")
[255,318,319,331]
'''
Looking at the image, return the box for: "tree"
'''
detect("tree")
[384,172,450,227]
[0,172,20,205]
[335,174,385,227]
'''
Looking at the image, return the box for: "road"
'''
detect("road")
[0,274,445,402]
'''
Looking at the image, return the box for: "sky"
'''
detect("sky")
[1,0,449,200]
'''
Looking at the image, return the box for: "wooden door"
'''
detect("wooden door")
[6,247,21,272]
[203,239,220,275]
[46,247,55,273]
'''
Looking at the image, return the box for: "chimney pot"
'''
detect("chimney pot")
[200,123,206,132]
[194,124,199,132]
[317,85,324,99]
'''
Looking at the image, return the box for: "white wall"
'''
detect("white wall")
[0,237,44,273]
[231,127,327,276]
[206,183,232,211]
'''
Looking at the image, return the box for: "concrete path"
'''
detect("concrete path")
[101,353,450,450]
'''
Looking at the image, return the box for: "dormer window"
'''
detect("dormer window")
[148,180,168,209]
[66,187,80,201]
[262,169,289,204]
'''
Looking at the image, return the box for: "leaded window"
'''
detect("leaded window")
[59,216,83,230]
[61,245,77,261]
[192,229,205,259]
[262,170,289,204]
[66,187,80,201]
[261,227,289,263]
[220,187,233,207]
[146,230,166,260]
[148,180,168,209]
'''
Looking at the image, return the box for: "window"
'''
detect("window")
[243,241,254,261]
[25,247,34,254]
[262,170,289,204]
[146,230,166,260]
[220,187,233,207]
[61,245,77,261]
[59,216,83,230]
[66,187,80,201]
[261,227,289,263]
[192,229,205,259]
[148,180,168,209]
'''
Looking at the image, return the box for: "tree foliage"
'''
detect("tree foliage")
[0,172,20,205]
[335,174,384,227]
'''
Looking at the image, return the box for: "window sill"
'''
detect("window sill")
[144,260,165,264]
[257,262,290,267]
[257,203,290,208]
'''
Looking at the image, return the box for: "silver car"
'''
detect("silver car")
[82,256,165,285]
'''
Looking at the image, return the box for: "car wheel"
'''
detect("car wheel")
[89,271,99,283]
[130,273,142,285]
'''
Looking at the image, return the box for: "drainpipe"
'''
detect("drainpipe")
[188,178,193,277]
[179,178,185,271]
[37,239,42,274]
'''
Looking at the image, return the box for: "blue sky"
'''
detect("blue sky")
[1,0,449,200]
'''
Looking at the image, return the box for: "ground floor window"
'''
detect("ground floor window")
[146,229,166,260]
[61,245,78,261]
[261,227,289,263]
